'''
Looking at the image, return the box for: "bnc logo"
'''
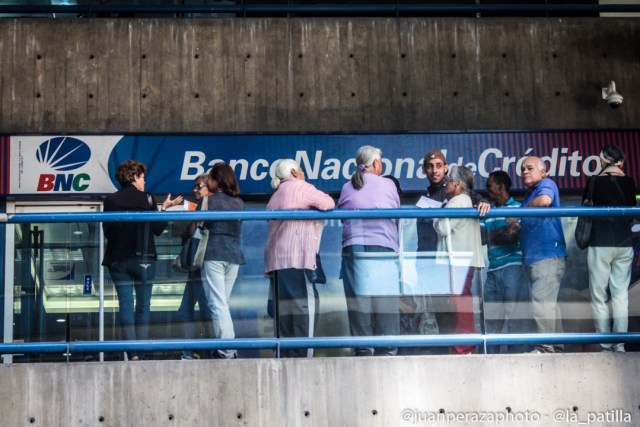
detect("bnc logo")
[36,137,92,192]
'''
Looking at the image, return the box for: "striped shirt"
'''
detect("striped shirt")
[480,197,523,271]
[264,178,335,273]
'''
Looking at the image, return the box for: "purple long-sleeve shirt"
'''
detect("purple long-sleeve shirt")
[338,173,400,251]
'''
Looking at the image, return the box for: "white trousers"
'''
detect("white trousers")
[588,246,632,351]
[202,260,239,358]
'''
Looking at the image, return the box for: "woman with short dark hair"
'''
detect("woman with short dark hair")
[201,162,245,359]
[103,160,183,361]
[584,144,637,352]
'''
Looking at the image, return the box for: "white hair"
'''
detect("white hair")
[351,145,382,190]
[271,159,299,190]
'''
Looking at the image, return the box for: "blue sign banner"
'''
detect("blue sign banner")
[4,131,640,196]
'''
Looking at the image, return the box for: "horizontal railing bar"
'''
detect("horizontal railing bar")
[3,333,640,354]
[3,206,639,224]
[1,4,640,16]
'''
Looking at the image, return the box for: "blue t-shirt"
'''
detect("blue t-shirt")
[480,197,523,271]
[519,178,567,266]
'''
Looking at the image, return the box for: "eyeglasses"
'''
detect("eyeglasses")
[193,184,206,190]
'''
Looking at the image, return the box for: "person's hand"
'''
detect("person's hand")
[476,201,491,217]
[162,193,184,211]
[507,221,521,234]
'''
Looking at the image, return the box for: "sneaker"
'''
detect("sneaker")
[530,345,554,354]
[613,344,626,353]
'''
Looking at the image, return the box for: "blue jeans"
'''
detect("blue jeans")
[483,264,533,353]
[177,269,212,358]
[108,258,156,359]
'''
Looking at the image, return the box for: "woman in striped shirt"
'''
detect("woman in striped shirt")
[264,159,335,357]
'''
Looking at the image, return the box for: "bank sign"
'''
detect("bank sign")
[2,131,639,195]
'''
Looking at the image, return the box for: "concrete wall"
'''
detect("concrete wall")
[1,17,639,133]
[0,354,637,426]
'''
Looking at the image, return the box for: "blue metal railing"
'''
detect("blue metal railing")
[1,3,640,17]
[3,333,640,356]
[3,206,639,224]
[4,206,640,358]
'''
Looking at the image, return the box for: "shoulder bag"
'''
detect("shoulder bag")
[575,177,596,250]
[173,196,210,272]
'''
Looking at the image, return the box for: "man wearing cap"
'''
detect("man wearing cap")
[519,156,567,353]
[403,150,489,349]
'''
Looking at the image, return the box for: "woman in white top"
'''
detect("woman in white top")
[433,165,484,354]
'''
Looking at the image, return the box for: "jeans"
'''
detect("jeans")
[484,264,533,353]
[342,245,400,356]
[201,260,239,359]
[588,246,632,351]
[527,257,566,352]
[108,258,156,359]
[177,269,212,359]
[271,268,319,358]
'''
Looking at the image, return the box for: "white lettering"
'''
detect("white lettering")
[478,148,502,177]
[394,158,415,179]
[381,158,392,175]
[180,151,206,180]
[229,159,249,180]
[296,150,322,179]
[321,158,341,179]
[342,159,356,178]
[501,156,517,173]
[557,147,569,176]
[568,151,582,176]
[582,155,601,176]
[416,158,426,179]
[249,159,269,180]
[541,148,559,176]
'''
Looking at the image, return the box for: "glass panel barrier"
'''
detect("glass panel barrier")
[13,220,103,362]
[7,208,640,361]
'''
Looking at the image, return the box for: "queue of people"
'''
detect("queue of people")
[102,142,637,359]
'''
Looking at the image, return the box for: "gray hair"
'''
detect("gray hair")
[271,159,299,190]
[195,173,209,184]
[448,165,474,195]
[351,145,382,190]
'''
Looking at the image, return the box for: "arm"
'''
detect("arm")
[471,191,491,216]
[526,194,552,207]
[303,184,336,211]
[481,221,520,245]
[433,217,450,237]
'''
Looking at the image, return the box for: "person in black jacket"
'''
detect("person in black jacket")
[583,144,637,352]
[102,160,183,361]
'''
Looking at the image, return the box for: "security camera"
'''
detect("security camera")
[602,80,623,109]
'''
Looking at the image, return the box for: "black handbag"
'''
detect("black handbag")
[575,177,596,249]
[304,253,327,284]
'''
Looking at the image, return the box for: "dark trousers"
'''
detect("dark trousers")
[342,245,400,356]
[108,258,156,359]
[271,268,319,358]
